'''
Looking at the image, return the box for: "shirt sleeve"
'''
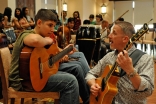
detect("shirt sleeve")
[135,54,154,95]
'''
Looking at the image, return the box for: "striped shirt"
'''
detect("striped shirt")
[85,45,155,104]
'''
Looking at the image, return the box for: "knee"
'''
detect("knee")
[78,52,84,57]
[68,74,79,87]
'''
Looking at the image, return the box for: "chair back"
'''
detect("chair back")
[0,47,11,89]
[144,31,154,41]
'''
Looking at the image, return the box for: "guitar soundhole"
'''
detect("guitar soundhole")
[48,55,54,67]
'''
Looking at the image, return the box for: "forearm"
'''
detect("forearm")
[24,34,52,47]
[87,79,96,87]
[127,71,141,90]
[29,22,35,26]
[21,23,30,29]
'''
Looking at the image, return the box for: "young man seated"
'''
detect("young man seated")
[9,9,90,104]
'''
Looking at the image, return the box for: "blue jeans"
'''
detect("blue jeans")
[42,71,79,104]
[59,52,90,104]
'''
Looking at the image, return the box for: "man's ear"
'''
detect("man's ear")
[123,36,129,43]
[37,19,42,27]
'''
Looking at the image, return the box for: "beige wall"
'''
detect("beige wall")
[57,0,114,24]
[0,0,8,13]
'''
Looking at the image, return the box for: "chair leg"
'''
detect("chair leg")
[2,96,8,104]
[10,98,15,104]
[21,98,24,104]
[54,99,59,104]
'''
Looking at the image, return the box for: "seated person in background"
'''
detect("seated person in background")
[12,8,30,37]
[57,17,90,104]
[89,14,96,25]
[95,14,103,25]
[3,7,14,29]
[22,7,35,30]
[9,9,79,104]
[85,21,154,104]
[57,17,74,48]
[99,20,111,59]
[83,20,90,25]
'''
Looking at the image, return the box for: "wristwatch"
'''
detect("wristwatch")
[127,70,137,78]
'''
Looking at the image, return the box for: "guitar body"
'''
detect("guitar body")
[90,65,119,104]
[30,44,60,91]
[29,43,73,91]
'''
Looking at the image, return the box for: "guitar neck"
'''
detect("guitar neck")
[105,62,118,82]
[52,45,73,63]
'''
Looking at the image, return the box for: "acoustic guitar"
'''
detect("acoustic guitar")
[90,22,150,104]
[29,43,73,91]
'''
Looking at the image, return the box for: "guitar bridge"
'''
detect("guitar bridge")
[38,57,43,79]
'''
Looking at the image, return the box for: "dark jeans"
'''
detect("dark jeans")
[59,52,90,104]
[42,71,79,104]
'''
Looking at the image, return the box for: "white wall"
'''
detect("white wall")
[35,0,42,14]
[8,0,16,17]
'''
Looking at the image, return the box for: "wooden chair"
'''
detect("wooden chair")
[0,47,59,104]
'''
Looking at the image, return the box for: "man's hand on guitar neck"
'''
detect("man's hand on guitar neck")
[116,50,134,74]
[116,50,141,90]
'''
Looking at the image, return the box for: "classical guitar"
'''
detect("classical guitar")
[90,22,150,104]
[29,43,73,91]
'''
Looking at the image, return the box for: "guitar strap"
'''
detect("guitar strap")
[120,49,145,77]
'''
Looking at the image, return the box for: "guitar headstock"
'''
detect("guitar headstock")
[131,23,149,42]
[125,23,149,50]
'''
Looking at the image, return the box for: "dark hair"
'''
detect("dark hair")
[96,14,103,21]
[67,17,74,23]
[83,20,90,24]
[22,7,28,20]
[3,7,12,22]
[118,18,124,21]
[50,9,61,26]
[14,8,23,21]
[89,14,94,18]
[73,11,80,18]
[0,13,4,22]
[35,9,57,25]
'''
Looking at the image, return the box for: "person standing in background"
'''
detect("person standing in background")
[60,11,68,25]
[73,11,81,33]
